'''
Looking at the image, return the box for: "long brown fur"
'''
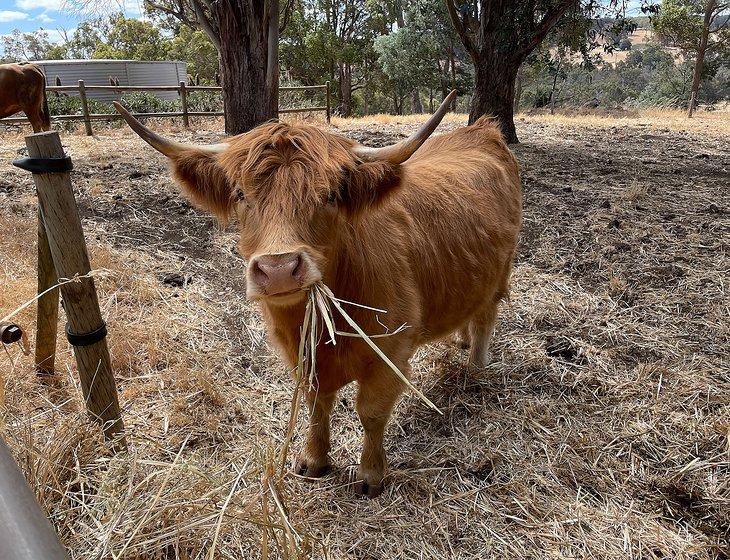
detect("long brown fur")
[154,116,522,497]
[0,63,51,133]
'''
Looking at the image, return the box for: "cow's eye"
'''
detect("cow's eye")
[327,191,337,205]
[235,190,247,205]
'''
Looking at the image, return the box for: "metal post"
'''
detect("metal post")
[325,81,331,124]
[18,132,125,448]
[78,80,93,136]
[0,437,69,560]
[179,81,189,128]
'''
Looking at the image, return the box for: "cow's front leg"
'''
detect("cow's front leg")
[355,372,404,498]
[295,390,336,478]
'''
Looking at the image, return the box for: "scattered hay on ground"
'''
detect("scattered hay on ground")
[0,112,728,559]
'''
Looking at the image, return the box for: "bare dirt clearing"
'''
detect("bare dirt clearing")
[1,113,728,559]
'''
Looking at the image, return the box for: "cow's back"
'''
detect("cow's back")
[0,63,45,119]
[381,119,522,343]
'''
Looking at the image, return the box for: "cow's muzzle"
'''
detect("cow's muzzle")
[248,251,319,300]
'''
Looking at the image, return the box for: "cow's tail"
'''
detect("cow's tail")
[41,85,51,131]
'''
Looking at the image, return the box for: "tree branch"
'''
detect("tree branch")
[515,0,579,61]
[146,0,195,26]
[445,0,478,60]
[192,0,221,50]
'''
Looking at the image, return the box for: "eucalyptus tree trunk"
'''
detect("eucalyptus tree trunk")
[688,0,715,117]
[213,0,278,134]
[446,0,577,143]
[338,62,353,117]
[411,89,423,113]
[471,57,520,142]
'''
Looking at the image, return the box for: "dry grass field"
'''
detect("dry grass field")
[0,109,728,559]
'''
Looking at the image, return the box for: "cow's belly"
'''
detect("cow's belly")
[0,104,22,119]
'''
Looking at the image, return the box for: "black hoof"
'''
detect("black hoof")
[294,460,331,479]
[355,479,384,499]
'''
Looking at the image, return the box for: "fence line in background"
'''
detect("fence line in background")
[0,80,332,135]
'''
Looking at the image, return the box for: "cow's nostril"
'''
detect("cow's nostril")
[291,254,303,278]
[252,259,269,281]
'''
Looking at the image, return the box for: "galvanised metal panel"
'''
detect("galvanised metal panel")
[33,60,187,102]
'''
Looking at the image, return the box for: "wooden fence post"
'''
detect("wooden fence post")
[35,207,58,375]
[179,81,189,128]
[325,81,331,124]
[78,80,93,136]
[22,132,125,447]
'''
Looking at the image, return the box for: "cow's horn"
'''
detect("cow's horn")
[353,90,457,164]
[113,102,227,157]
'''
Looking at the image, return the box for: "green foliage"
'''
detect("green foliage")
[1,29,55,61]
[3,0,728,118]
[66,18,110,59]
[653,0,706,50]
[93,15,170,60]
[46,94,110,116]
[187,91,222,112]
[118,92,177,113]
[168,26,218,82]
[518,39,729,110]
[653,1,730,56]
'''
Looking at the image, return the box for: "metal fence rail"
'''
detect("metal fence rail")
[0,437,69,559]
[0,81,332,135]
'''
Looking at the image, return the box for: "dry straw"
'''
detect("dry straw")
[2,113,728,559]
[278,281,440,474]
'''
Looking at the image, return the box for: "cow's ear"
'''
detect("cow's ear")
[340,161,402,216]
[170,150,235,221]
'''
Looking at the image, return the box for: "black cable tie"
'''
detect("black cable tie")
[66,322,107,347]
[12,156,73,174]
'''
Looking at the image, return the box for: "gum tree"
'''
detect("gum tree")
[653,0,730,116]
[445,0,581,142]
[142,0,281,134]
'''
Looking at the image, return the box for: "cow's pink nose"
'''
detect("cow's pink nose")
[251,252,305,295]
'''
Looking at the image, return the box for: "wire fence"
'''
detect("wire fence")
[0,81,331,135]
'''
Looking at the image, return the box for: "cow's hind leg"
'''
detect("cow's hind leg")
[467,303,498,368]
[27,110,42,133]
[456,325,470,349]
[355,371,404,498]
[295,390,336,478]
[468,259,512,368]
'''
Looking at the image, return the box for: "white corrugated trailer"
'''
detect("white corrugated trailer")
[34,59,188,101]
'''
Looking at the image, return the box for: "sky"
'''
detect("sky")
[0,0,143,45]
[1,0,647,49]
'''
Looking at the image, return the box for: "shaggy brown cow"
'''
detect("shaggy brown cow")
[114,93,522,498]
[0,63,50,133]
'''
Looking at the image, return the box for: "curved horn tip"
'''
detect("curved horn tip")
[113,101,227,157]
[112,101,129,117]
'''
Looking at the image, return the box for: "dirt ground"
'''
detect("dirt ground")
[0,111,728,559]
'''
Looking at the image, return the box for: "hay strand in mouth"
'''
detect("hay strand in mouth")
[310,282,442,414]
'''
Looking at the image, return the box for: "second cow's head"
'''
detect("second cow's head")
[115,92,455,306]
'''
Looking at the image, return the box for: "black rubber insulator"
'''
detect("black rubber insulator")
[66,322,107,347]
[12,156,73,174]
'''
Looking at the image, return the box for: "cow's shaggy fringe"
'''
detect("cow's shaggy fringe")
[1,114,729,559]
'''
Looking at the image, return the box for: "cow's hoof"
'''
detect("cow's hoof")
[294,458,331,479]
[468,352,492,369]
[354,470,384,498]
[355,479,384,498]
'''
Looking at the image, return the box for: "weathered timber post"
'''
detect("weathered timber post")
[13,132,125,448]
[179,81,189,128]
[0,437,69,560]
[35,208,59,375]
[78,80,93,136]
[325,81,331,124]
